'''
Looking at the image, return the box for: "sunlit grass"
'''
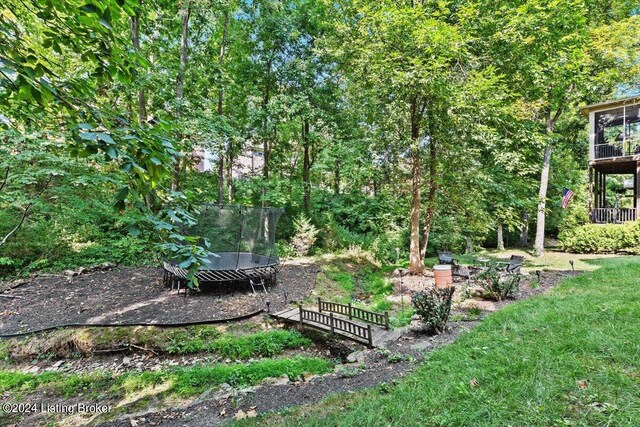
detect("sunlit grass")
[237,257,640,426]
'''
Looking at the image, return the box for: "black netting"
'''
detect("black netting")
[186,205,284,271]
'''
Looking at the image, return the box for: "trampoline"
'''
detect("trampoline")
[163,205,284,294]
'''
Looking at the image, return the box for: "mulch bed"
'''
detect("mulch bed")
[0,261,319,336]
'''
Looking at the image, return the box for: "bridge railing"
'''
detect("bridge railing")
[317,298,389,330]
[299,306,373,347]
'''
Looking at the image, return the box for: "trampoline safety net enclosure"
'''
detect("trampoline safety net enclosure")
[163,205,284,291]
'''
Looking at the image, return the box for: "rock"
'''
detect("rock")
[123,356,132,366]
[77,267,86,275]
[238,385,259,395]
[300,373,318,382]
[64,270,76,277]
[261,374,290,386]
[346,351,365,364]
[466,286,486,298]
[52,360,64,368]
[409,320,429,334]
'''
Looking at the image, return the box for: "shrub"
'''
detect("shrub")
[411,287,455,335]
[476,268,520,301]
[559,221,640,254]
[291,214,318,256]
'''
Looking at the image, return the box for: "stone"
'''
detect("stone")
[261,374,290,386]
[346,351,365,364]
[237,385,259,395]
[122,356,132,366]
[300,373,318,382]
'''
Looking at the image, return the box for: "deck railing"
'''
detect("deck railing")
[317,298,389,329]
[299,306,373,347]
[591,208,637,224]
[594,139,640,159]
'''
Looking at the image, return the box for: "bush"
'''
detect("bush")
[291,214,318,256]
[559,221,640,254]
[411,287,455,335]
[476,268,520,301]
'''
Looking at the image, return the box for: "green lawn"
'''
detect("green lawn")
[241,257,640,426]
[424,249,626,272]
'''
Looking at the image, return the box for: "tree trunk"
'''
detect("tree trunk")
[226,149,233,202]
[261,59,273,207]
[533,108,561,256]
[465,237,473,254]
[131,1,152,208]
[217,157,224,204]
[497,218,505,251]
[519,211,529,246]
[534,143,552,256]
[420,103,437,259]
[302,119,311,213]
[408,96,423,274]
[172,1,190,192]
[131,2,147,125]
[334,159,340,195]
[217,8,229,205]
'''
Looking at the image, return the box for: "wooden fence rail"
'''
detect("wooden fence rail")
[317,298,389,330]
[299,305,373,347]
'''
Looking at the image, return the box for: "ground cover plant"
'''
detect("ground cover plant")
[475,268,521,301]
[237,257,640,426]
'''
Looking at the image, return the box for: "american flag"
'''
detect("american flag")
[561,188,575,209]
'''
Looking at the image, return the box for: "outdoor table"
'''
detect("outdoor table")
[475,258,491,268]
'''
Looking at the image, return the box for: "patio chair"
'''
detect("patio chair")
[495,255,524,275]
[438,251,459,267]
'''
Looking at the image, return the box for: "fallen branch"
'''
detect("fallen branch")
[0,173,53,247]
[0,294,23,299]
[129,343,158,355]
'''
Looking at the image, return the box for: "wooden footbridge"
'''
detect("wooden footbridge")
[271,298,400,348]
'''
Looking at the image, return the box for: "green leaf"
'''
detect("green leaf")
[105,146,118,159]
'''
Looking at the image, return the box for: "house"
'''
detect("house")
[581,95,640,223]
[194,147,264,179]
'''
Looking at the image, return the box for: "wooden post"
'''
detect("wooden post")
[298,305,303,327]
[348,302,352,320]
[317,297,322,312]
[329,312,335,334]
[384,312,390,330]
[598,171,601,210]
[588,166,593,221]
[636,161,640,220]
[367,324,373,348]
[602,173,607,208]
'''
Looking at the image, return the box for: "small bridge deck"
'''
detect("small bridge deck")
[271,306,400,348]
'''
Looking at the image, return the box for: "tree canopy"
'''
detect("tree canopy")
[1,0,638,277]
